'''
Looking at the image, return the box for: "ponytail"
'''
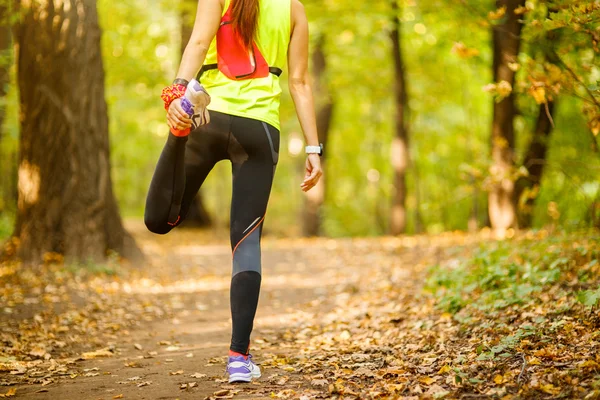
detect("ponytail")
[231,0,259,50]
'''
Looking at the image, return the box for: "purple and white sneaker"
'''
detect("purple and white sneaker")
[227,354,261,383]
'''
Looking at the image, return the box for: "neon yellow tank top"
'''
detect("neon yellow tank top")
[201,0,291,130]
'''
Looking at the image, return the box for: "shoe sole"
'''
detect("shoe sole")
[229,372,252,383]
[228,369,261,383]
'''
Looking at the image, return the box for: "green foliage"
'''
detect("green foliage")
[0,211,11,239]
[476,327,536,361]
[0,0,598,238]
[577,285,600,308]
[62,251,121,276]
[426,232,600,314]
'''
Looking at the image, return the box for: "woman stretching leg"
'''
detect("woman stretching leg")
[144,0,322,383]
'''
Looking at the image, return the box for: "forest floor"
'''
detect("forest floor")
[1,223,599,399]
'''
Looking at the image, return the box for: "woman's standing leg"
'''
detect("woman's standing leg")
[228,116,279,356]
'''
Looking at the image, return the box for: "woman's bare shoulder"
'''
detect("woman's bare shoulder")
[290,0,306,21]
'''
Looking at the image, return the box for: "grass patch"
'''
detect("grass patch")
[426,231,600,315]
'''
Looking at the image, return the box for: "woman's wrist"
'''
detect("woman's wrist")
[172,78,189,87]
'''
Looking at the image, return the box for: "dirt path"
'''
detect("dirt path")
[5,223,438,399]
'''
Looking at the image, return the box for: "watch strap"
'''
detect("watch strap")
[305,145,321,154]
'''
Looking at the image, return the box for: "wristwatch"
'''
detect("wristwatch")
[305,143,324,157]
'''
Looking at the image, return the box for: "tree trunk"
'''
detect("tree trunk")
[516,101,555,228]
[11,0,141,264]
[390,0,409,235]
[0,1,13,209]
[180,0,211,228]
[488,0,525,237]
[0,0,10,139]
[302,37,332,237]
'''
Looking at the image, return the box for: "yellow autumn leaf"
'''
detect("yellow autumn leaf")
[82,348,113,360]
[528,357,542,365]
[1,388,16,397]
[419,376,436,385]
[494,374,503,384]
[590,117,600,136]
[483,83,497,93]
[514,5,530,15]
[497,81,513,98]
[489,6,506,20]
[579,360,600,369]
[508,62,520,72]
[540,383,560,395]
[438,365,451,374]
[452,42,480,59]
[529,86,546,104]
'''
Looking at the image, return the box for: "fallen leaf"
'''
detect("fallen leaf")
[134,344,143,350]
[190,373,206,379]
[419,376,436,385]
[124,361,142,368]
[0,388,16,397]
[113,395,124,399]
[82,348,113,360]
[9,367,26,375]
[170,370,184,375]
[438,365,451,374]
[540,383,560,395]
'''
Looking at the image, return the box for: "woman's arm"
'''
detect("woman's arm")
[288,0,323,192]
[167,0,222,130]
[176,0,222,80]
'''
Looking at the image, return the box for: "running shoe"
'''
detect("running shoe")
[226,354,261,383]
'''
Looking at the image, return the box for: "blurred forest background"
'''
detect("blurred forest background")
[0,0,599,259]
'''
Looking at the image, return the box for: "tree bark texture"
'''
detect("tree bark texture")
[180,0,211,228]
[12,0,141,263]
[489,0,525,236]
[302,37,332,237]
[0,0,10,139]
[0,1,13,209]
[516,101,555,228]
[390,0,409,235]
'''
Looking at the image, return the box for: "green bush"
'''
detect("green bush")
[426,232,600,314]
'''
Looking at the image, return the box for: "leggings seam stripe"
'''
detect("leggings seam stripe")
[261,122,279,165]
[232,216,265,257]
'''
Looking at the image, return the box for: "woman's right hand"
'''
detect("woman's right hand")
[167,98,192,131]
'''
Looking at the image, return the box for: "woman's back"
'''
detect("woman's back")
[201,0,292,130]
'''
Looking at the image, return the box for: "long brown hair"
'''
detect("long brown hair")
[231,0,259,50]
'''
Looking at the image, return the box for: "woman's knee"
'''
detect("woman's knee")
[144,213,173,235]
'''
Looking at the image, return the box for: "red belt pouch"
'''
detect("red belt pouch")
[217,3,269,80]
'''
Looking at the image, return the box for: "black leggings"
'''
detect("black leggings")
[144,111,279,354]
